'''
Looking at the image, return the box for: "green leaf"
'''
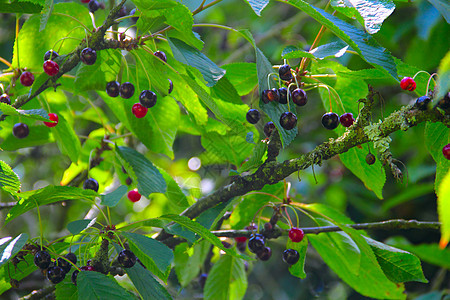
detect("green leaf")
[332,0,395,34]
[221,63,258,96]
[168,38,225,87]
[340,146,386,199]
[244,0,269,16]
[309,40,349,59]
[280,0,398,79]
[67,219,96,235]
[55,279,78,300]
[437,169,450,248]
[282,48,316,59]
[286,236,308,279]
[74,49,122,92]
[115,146,167,197]
[0,1,42,13]
[0,161,21,193]
[51,114,81,163]
[174,242,210,287]
[365,237,427,283]
[133,0,202,49]
[237,141,267,172]
[0,103,50,121]
[100,185,127,207]
[0,234,28,268]
[1,124,53,151]
[159,214,247,259]
[424,122,450,191]
[5,186,97,224]
[159,169,190,213]
[204,255,247,300]
[427,0,450,23]
[125,258,173,300]
[121,232,173,281]
[77,271,134,300]
[12,3,91,70]
[436,50,450,100]
[337,68,391,79]
[39,0,53,31]
[238,29,298,148]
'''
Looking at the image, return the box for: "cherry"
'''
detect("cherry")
[0,93,11,105]
[321,112,339,130]
[47,266,66,284]
[400,77,416,91]
[291,88,307,106]
[279,64,293,81]
[81,0,90,3]
[80,47,97,65]
[438,92,450,109]
[261,88,280,104]
[65,252,77,265]
[288,227,304,243]
[80,265,95,271]
[44,113,59,128]
[366,153,376,165]
[132,103,148,118]
[57,257,72,274]
[154,51,167,63]
[168,79,173,94]
[44,50,59,61]
[248,233,265,253]
[264,222,273,232]
[263,121,276,138]
[34,251,52,269]
[120,82,135,99]
[106,81,120,97]
[278,87,288,104]
[235,236,247,243]
[88,0,100,12]
[139,90,157,108]
[339,112,355,127]
[415,95,431,111]
[118,249,137,268]
[128,189,141,202]
[442,144,450,160]
[282,249,299,265]
[236,241,247,252]
[71,270,79,285]
[83,178,99,192]
[246,109,261,124]
[20,71,34,86]
[13,123,29,139]
[280,112,297,130]
[257,246,272,261]
[43,60,59,76]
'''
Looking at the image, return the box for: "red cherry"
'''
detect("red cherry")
[43,60,59,76]
[288,227,304,243]
[20,71,34,86]
[400,77,416,91]
[127,189,141,202]
[234,236,247,243]
[443,144,450,160]
[81,0,90,3]
[339,112,355,127]
[44,113,59,127]
[80,265,95,271]
[132,103,148,118]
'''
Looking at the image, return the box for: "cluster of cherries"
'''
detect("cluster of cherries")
[400,77,450,160]
[105,51,172,119]
[235,225,304,265]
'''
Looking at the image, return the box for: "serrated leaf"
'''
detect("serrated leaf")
[5,186,97,224]
[221,63,258,96]
[168,38,225,87]
[280,0,398,79]
[238,29,298,148]
[115,146,167,197]
[67,219,96,235]
[437,170,450,248]
[0,160,21,193]
[286,236,308,279]
[39,0,53,31]
[282,49,316,59]
[237,141,267,172]
[204,255,247,300]
[55,279,78,300]
[309,40,349,59]
[427,0,450,23]
[244,0,269,16]
[365,237,427,283]
[0,103,50,121]
[77,271,134,300]
[0,233,29,268]
[337,68,391,79]
[424,122,450,191]
[51,114,81,163]
[174,242,209,287]
[159,169,190,213]
[201,131,254,166]
[100,185,127,207]
[0,1,42,13]
[121,232,173,278]
[159,214,248,260]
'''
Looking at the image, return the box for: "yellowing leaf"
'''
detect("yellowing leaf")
[438,170,450,248]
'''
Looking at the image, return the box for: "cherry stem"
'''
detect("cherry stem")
[412,70,430,81]
[284,204,300,227]
[244,191,283,202]
[426,73,439,96]
[31,197,44,250]
[283,206,293,227]
[89,11,98,31]
[0,56,12,68]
